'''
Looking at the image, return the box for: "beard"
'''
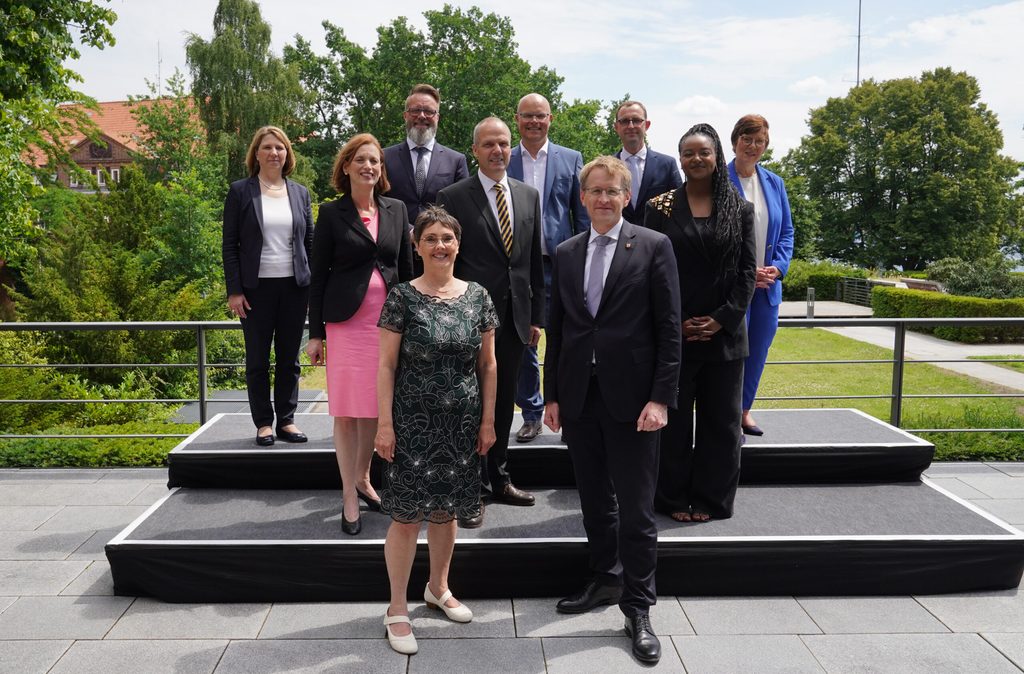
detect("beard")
[407,123,437,146]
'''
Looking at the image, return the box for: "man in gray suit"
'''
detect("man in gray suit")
[437,117,544,527]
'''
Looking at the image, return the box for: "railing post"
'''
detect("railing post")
[890,321,906,427]
[197,326,208,425]
[806,287,815,319]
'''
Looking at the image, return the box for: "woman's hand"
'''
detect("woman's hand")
[227,293,250,319]
[683,316,721,341]
[375,424,396,462]
[755,265,781,289]
[306,338,325,366]
[476,422,496,456]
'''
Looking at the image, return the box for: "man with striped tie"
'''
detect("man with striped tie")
[438,117,544,528]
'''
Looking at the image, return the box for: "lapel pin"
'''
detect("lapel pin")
[625,242,633,250]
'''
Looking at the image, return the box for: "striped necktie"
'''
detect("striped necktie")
[494,183,513,256]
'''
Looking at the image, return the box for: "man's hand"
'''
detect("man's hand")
[544,402,561,433]
[528,325,543,347]
[306,338,325,366]
[636,401,668,432]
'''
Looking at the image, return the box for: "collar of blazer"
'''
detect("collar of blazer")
[511,142,560,204]
[336,192,393,246]
[247,175,299,234]
[470,173,526,258]
[569,221,638,316]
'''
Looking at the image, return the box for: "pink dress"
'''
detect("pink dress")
[325,213,386,418]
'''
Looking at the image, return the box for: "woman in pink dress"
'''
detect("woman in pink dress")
[307,134,413,535]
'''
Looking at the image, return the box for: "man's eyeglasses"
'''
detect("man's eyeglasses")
[616,117,646,127]
[584,187,625,198]
[517,113,550,121]
[406,108,439,118]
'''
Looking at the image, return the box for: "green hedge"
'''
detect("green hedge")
[871,286,1024,343]
[0,421,194,467]
[782,260,870,301]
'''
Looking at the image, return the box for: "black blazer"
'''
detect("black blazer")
[438,174,545,342]
[383,141,470,225]
[222,176,314,296]
[643,188,757,362]
[307,194,414,340]
[544,221,681,423]
[620,148,683,224]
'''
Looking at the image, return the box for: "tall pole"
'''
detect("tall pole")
[856,0,863,86]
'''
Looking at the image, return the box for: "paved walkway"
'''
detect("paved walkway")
[0,465,1022,673]
[779,301,874,318]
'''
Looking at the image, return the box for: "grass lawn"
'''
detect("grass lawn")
[967,354,1024,374]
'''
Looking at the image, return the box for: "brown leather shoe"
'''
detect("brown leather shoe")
[458,504,484,529]
[515,420,543,442]
[493,482,535,506]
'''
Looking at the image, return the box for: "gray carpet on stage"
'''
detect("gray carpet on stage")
[126,483,1012,543]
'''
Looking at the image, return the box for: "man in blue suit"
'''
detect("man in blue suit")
[614,100,682,224]
[383,83,469,273]
[508,93,590,442]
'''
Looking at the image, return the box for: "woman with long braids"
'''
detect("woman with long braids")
[644,123,756,522]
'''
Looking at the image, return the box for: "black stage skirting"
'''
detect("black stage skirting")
[107,482,1024,602]
[167,409,935,489]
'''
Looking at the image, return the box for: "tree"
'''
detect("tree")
[0,1,116,273]
[186,0,303,181]
[788,68,1020,270]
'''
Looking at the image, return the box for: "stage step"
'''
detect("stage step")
[167,409,935,489]
[107,481,1023,602]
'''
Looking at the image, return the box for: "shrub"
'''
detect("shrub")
[927,254,1024,299]
[782,259,870,301]
[0,420,192,467]
[872,286,1024,343]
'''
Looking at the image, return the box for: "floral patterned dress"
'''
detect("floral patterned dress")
[377,281,499,523]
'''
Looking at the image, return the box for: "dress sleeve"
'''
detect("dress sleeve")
[478,284,500,332]
[378,285,406,333]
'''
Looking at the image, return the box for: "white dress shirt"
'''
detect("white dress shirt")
[520,141,549,252]
[406,136,436,176]
[620,146,647,207]
[477,171,515,234]
[739,172,769,266]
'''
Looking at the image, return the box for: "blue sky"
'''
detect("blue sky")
[71,0,1024,162]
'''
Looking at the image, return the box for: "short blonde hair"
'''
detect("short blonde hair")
[580,155,632,194]
[245,126,295,177]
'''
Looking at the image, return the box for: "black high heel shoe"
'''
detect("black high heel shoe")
[342,514,362,536]
[356,489,382,512]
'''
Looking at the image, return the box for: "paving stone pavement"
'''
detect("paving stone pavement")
[0,465,1021,673]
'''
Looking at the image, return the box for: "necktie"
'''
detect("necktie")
[414,146,428,196]
[586,236,614,317]
[627,154,642,208]
[494,183,513,256]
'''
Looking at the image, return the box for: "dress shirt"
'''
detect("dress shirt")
[739,172,769,266]
[619,146,648,206]
[478,171,515,234]
[583,219,623,296]
[406,136,436,176]
[520,141,549,252]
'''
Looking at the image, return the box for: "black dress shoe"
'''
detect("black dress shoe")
[341,515,361,536]
[493,483,535,506]
[556,581,622,614]
[256,433,275,447]
[356,489,382,512]
[458,504,484,529]
[625,613,661,664]
[741,423,764,436]
[276,427,308,443]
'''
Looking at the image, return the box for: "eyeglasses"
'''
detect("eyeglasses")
[420,235,458,247]
[616,117,646,127]
[584,187,625,198]
[517,113,550,121]
[739,135,767,149]
[406,108,439,118]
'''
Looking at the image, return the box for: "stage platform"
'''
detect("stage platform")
[106,480,1024,602]
[167,409,935,489]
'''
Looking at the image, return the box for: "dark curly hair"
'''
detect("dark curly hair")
[679,123,747,263]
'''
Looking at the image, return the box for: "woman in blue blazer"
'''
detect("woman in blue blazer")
[727,115,794,437]
[222,126,314,447]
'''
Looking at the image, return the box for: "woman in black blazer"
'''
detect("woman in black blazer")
[306,133,413,534]
[644,123,757,523]
[222,125,313,446]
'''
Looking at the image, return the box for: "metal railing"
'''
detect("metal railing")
[1,317,1023,440]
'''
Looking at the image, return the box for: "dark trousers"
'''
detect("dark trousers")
[656,357,743,518]
[563,377,659,617]
[484,302,525,489]
[239,277,309,429]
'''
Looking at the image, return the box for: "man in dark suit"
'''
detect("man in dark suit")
[543,156,681,665]
[437,117,544,526]
[614,100,682,224]
[383,84,469,272]
[508,93,590,442]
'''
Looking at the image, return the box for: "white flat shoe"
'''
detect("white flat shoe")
[424,583,473,623]
[384,613,417,654]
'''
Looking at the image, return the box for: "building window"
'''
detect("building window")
[96,169,106,186]
[88,142,112,159]
[110,168,120,183]
[69,173,79,187]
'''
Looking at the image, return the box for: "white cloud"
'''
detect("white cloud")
[788,76,831,96]
[673,95,728,116]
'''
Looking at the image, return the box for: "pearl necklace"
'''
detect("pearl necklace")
[258,177,284,191]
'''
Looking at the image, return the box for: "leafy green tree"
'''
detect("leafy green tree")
[548,98,621,162]
[761,155,822,260]
[186,0,303,181]
[788,68,1020,270]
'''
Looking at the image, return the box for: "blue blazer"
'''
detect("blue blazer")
[383,141,469,225]
[508,142,589,256]
[621,148,682,224]
[727,161,794,307]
